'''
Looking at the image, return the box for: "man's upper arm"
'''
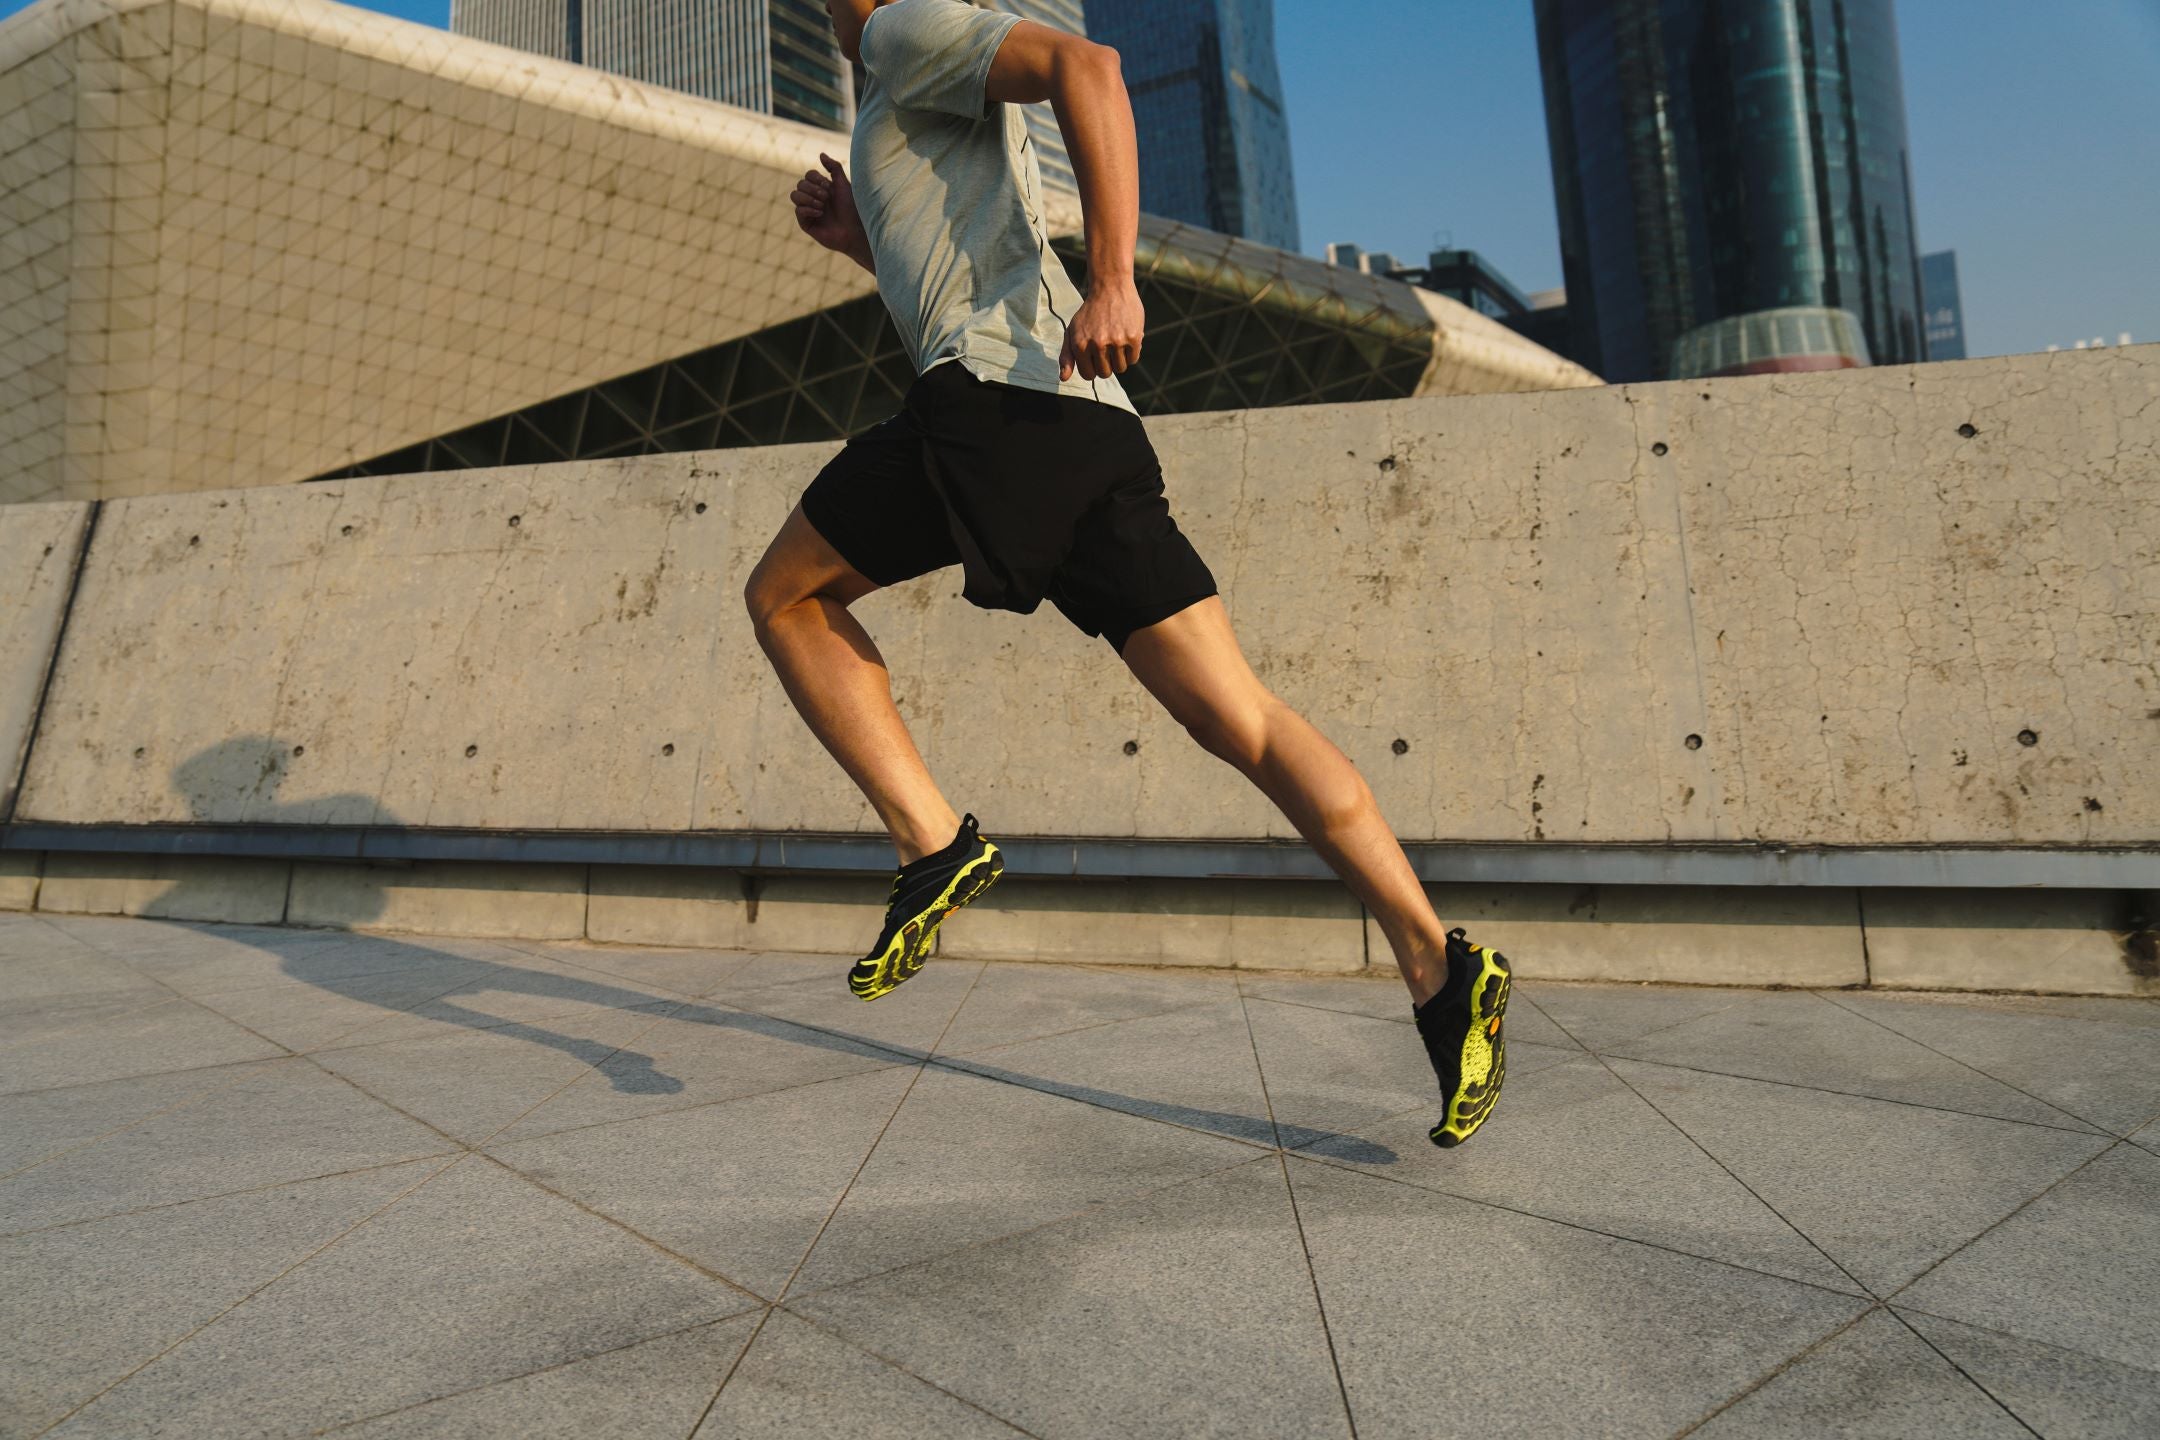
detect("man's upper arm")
[859,0,1024,120]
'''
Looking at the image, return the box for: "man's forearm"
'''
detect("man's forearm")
[1048,46,1139,286]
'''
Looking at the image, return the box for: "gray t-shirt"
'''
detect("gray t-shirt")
[852,0,1136,414]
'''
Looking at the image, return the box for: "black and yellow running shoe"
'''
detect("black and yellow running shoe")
[848,813,1004,1002]
[1413,926,1513,1148]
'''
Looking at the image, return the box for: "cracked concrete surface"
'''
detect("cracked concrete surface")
[7,348,2152,851]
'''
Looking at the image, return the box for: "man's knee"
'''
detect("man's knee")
[743,561,823,636]
[1182,692,1278,771]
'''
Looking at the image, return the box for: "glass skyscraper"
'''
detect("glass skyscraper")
[1533,0,1927,382]
[1921,249,1967,361]
[977,1,1090,194]
[452,0,853,132]
[1082,0,1299,252]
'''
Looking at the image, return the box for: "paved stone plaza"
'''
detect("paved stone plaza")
[3,911,2156,1437]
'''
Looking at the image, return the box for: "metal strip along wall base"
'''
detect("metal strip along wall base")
[4,823,2156,890]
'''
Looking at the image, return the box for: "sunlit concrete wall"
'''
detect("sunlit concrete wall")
[3,348,2155,987]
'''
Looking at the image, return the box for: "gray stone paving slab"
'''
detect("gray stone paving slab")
[0,992,285,1096]
[488,998,910,1142]
[5,916,2156,1437]
[47,1157,758,1438]
[1899,1309,2160,1439]
[1605,990,2097,1129]
[0,1059,271,1178]
[718,957,986,1057]
[0,917,166,1009]
[1242,972,1582,1049]
[1511,980,1760,1052]
[789,1062,1261,1296]
[1610,1059,2115,1294]
[337,1315,764,1439]
[934,959,1230,1056]
[1824,989,2160,1135]
[793,1157,1351,1440]
[490,1068,918,1298]
[0,1158,448,1438]
[1302,1056,1857,1291]
[187,959,502,1052]
[695,1310,1028,1439]
[1284,1155,1870,1440]
[311,1008,690,1145]
[1242,994,1577,1148]
[937,999,1281,1148]
[1896,1142,2160,1371]
[500,939,758,1000]
[1687,1308,2028,1438]
[0,1057,454,1234]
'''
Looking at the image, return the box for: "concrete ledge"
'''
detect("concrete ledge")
[35,851,288,923]
[285,859,587,940]
[1389,883,1868,988]
[7,850,2156,996]
[1862,888,2160,998]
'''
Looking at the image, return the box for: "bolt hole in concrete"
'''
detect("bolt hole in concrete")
[189,534,200,545]
[292,745,304,756]
[2018,729,2039,747]
[1653,441,1670,456]
[1122,740,1139,756]
[661,743,675,756]
[341,523,354,535]
[1959,422,1979,437]
[1392,738,1410,755]
[465,744,479,757]
[132,746,144,759]
[695,501,708,513]
[1684,733,1704,750]
[508,514,521,527]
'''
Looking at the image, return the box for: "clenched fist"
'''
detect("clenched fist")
[790,152,874,273]
[1059,275,1144,382]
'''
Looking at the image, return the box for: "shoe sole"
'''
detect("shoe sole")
[849,845,1004,1002]
[1430,943,1511,1148]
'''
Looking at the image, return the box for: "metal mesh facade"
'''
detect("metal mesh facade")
[310,215,1434,481]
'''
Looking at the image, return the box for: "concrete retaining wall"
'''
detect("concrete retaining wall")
[4,348,2157,990]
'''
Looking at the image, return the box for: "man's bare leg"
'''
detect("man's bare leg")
[1118,596,1453,1006]
[744,503,961,864]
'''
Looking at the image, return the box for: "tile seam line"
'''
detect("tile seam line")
[774,1153,1276,1309]
[302,1313,765,1439]
[1526,996,1877,1296]
[1814,988,2121,1135]
[1886,1301,2160,1380]
[1665,1303,1884,1440]
[769,962,993,1306]
[22,1154,463,1439]
[1597,1049,2111,1139]
[1880,1138,2136,1308]
[755,1307,1049,1440]
[0,1056,282,1182]
[0,1150,459,1243]
[1880,1305,2044,1439]
[1234,972,1360,1440]
[1285,1150,1871,1302]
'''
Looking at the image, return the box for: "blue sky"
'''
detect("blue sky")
[4,0,2153,357]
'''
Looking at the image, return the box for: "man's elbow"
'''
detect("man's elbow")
[1055,38,1123,100]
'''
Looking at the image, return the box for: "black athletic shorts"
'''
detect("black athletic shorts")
[798,359,1219,652]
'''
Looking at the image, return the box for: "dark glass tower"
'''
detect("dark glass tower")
[1533,0,1927,381]
[1083,0,1300,252]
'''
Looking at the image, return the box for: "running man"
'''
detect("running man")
[746,0,1511,1147]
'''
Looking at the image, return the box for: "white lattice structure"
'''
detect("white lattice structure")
[0,0,880,503]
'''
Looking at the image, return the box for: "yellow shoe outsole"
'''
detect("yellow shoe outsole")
[848,845,1004,1002]
[1430,943,1512,1148]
